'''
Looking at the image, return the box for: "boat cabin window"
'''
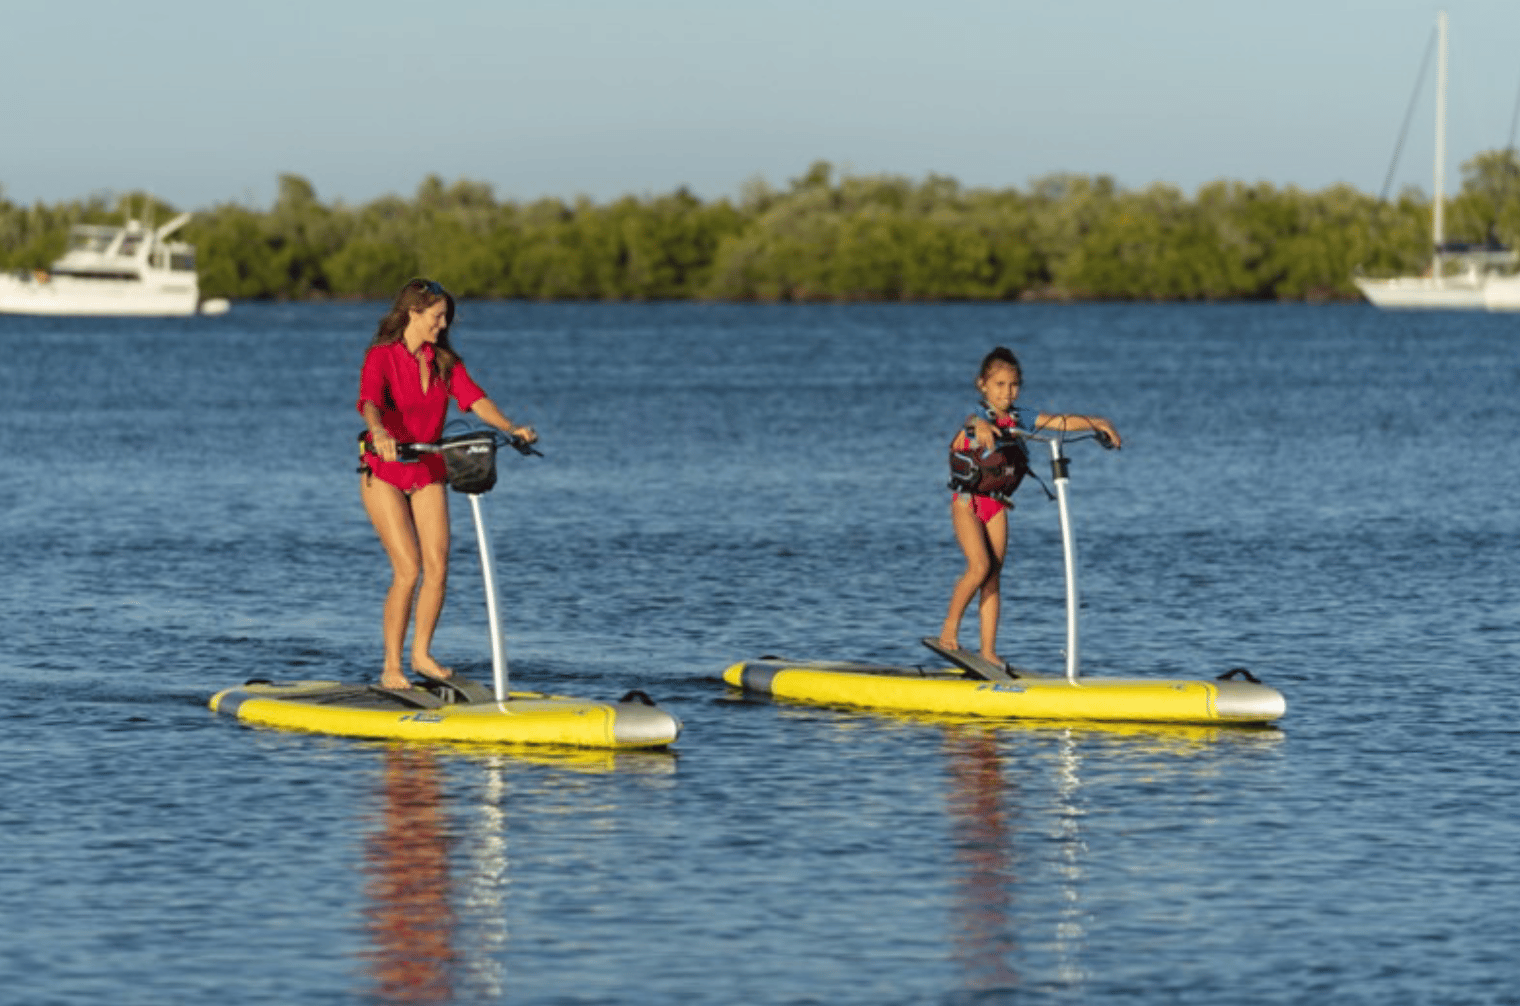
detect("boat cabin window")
[170,251,195,272]
[119,235,142,256]
[67,228,117,254]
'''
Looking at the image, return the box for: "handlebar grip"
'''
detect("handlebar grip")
[359,431,427,462]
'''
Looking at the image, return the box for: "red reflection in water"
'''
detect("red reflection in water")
[945,728,1021,995]
[361,746,457,1004]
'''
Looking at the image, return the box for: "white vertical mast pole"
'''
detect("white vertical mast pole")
[1434,10,1448,280]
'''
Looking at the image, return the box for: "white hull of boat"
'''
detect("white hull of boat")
[1481,274,1520,310]
[0,211,225,317]
[0,273,201,317]
[1353,275,1488,310]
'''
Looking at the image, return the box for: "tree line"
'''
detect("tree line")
[4,154,1519,303]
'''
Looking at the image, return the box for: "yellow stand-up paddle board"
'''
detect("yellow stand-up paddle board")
[211,679,682,748]
[722,654,1284,725]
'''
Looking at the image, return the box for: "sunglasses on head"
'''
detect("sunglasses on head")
[416,279,446,296]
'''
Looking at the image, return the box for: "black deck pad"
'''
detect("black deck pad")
[417,675,496,705]
[368,685,449,709]
[920,638,1019,682]
[272,684,450,710]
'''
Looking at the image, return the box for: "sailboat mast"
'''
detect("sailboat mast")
[1434,9,1448,278]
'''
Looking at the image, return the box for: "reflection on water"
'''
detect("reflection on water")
[357,745,679,1003]
[458,757,511,1003]
[945,728,1023,997]
[938,720,1283,1001]
[1049,730,1088,995]
[360,747,460,1004]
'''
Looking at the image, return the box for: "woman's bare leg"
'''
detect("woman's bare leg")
[362,477,423,688]
[405,483,452,680]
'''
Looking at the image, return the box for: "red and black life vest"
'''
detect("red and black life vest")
[947,405,1030,506]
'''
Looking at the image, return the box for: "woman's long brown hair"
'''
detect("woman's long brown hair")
[368,278,462,381]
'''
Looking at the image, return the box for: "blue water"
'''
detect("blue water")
[2,302,1518,1005]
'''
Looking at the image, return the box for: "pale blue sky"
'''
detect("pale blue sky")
[5,0,1520,210]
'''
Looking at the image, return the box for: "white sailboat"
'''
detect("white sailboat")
[1354,11,1517,310]
[1482,271,1520,309]
[0,211,229,317]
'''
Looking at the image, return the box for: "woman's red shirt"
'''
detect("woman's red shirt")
[357,341,487,491]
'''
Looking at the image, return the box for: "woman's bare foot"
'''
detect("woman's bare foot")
[379,670,412,690]
[411,655,454,682]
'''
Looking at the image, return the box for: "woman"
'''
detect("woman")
[357,278,537,690]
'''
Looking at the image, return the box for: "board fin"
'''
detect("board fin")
[920,637,1018,682]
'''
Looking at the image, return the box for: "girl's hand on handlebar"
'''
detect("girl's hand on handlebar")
[969,417,997,452]
[1091,418,1121,449]
[511,425,538,446]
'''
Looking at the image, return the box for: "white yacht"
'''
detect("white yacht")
[1353,12,1518,310]
[0,212,228,316]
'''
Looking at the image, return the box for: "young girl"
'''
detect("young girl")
[357,278,537,690]
[937,346,1121,669]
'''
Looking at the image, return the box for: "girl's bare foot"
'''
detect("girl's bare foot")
[379,670,412,690]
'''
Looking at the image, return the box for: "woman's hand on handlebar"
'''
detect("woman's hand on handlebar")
[369,428,399,463]
[509,425,538,446]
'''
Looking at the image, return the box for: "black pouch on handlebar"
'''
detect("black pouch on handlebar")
[438,431,499,494]
[948,435,1029,506]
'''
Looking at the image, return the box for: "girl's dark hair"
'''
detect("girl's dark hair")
[369,278,462,381]
[978,346,1022,383]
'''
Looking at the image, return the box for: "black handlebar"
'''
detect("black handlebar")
[402,434,543,460]
[1006,427,1118,451]
[362,429,543,462]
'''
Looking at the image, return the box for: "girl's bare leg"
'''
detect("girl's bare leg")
[975,510,1009,664]
[362,477,424,689]
[405,483,453,680]
[939,497,996,650]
